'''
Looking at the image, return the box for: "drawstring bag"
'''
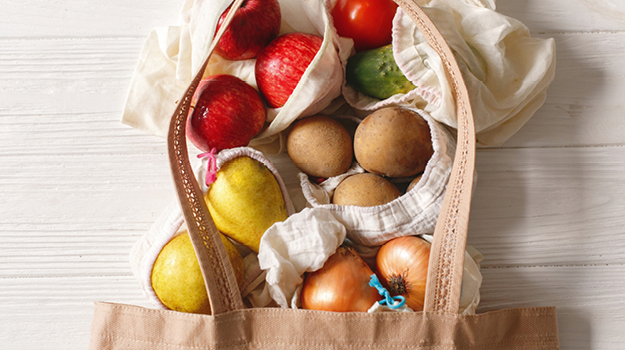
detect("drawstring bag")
[296,109,458,246]
[121,0,350,151]
[129,146,298,309]
[342,0,556,146]
[89,0,560,348]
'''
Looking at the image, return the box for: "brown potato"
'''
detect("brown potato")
[406,174,423,192]
[287,115,353,178]
[354,107,433,178]
[332,173,400,207]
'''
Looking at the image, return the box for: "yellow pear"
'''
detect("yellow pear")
[205,156,288,252]
[151,230,243,314]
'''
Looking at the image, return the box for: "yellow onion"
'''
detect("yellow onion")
[300,246,381,312]
[376,236,430,311]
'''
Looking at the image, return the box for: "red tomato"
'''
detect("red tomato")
[331,0,398,51]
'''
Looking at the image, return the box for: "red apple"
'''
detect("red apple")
[187,75,266,152]
[215,0,281,61]
[255,32,323,108]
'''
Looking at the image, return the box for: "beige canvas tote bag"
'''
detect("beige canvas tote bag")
[89,0,560,348]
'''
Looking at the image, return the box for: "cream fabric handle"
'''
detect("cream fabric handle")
[167,0,475,315]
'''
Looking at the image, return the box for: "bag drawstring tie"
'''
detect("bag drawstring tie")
[198,148,218,186]
[369,274,406,309]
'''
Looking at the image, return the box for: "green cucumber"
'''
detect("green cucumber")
[346,45,415,100]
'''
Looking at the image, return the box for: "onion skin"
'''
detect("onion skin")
[300,246,381,312]
[376,236,430,311]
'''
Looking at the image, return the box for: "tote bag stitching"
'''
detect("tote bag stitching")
[170,62,241,313]
[172,95,227,312]
[399,2,471,314]
[242,336,555,348]
[99,304,559,345]
[101,303,557,323]
[244,332,559,348]
[436,64,469,314]
[97,333,248,349]
[96,332,558,350]
[100,303,249,325]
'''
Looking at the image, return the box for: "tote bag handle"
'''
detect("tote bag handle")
[167,0,475,316]
[393,0,477,314]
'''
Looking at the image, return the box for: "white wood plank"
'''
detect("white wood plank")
[0,153,174,218]
[470,146,625,266]
[0,38,143,124]
[0,0,181,38]
[503,32,625,148]
[0,229,144,278]
[0,276,152,350]
[497,0,625,33]
[0,151,174,278]
[2,0,625,39]
[480,265,625,349]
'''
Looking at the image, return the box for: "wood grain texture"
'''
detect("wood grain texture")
[503,32,625,148]
[1,0,625,349]
[0,276,151,349]
[480,266,625,349]
[470,146,625,266]
[2,0,625,38]
[497,0,625,33]
[0,0,181,38]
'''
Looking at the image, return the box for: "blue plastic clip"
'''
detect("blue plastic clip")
[369,274,406,309]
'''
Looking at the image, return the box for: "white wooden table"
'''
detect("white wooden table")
[2,0,625,348]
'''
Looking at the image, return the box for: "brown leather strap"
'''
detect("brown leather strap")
[167,0,475,315]
[167,0,247,315]
[393,0,476,314]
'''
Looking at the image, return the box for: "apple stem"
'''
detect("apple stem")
[197,148,219,186]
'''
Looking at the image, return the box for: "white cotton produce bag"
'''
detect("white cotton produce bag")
[131,172,483,313]
[130,147,297,309]
[298,109,456,247]
[256,207,483,314]
[121,0,350,151]
[342,0,556,146]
